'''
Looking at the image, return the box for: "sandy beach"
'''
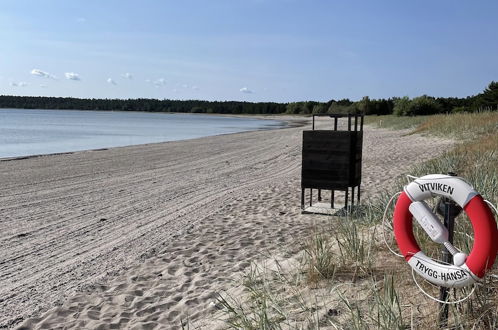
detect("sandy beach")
[0,116,454,329]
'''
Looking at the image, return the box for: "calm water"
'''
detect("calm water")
[0,109,284,159]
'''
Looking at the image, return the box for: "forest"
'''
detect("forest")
[1,81,497,116]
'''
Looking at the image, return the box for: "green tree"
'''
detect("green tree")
[393,96,411,116]
[477,81,498,110]
[357,96,370,114]
[312,104,327,114]
[406,95,441,116]
[285,102,302,114]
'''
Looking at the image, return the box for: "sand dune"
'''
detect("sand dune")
[0,116,453,329]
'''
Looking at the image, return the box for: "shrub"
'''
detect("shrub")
[393,96,442,116]
[393,96,411,116]
[312,104,328,114]
[327,102,359,114]
[451,106,469,113]
[405,95,441,116]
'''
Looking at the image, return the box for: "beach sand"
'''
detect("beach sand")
[0,116,454,329]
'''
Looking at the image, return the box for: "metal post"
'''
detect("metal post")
[437,198,455,327]
[318,189,322,202]
[310,189,313,207]
[351,186,355,209]
[301,188,305,210]
[331,190,335,208]
[436,172,462,328]
[344,189,349,211]
[312,115,315,130]
[334,117,338,131]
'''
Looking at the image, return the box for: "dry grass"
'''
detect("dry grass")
[412,111,498,140]
[366,111,498,141]
[364,115,428,131]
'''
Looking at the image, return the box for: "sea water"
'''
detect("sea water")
[0,109,284,159]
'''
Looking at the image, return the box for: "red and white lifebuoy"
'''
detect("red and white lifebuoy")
[393,174,498,288]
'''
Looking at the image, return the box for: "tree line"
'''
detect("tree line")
[1,81,496,116]
[283,81,498,116]
[0,96,287,114]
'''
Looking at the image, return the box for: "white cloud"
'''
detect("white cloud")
[240,87,253,94]
[121,72,133,79]
[65,72,81,81]
[107,78,117,85]
[9,81,27,87]
[77,17,86,23]
[31,69,55,79]
[192,85,199,91]
[153,78,166,87]
[181,84,189,89]
[146,78,167,87]
[40,84,48,88]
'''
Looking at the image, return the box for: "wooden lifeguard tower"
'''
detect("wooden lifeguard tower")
[301,113,364,214]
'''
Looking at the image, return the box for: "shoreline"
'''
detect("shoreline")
[0,118,454,328]
[0,112,302,162]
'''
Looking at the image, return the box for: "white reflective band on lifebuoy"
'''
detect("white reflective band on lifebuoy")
[407,251,476,288]
[404,174,478,207]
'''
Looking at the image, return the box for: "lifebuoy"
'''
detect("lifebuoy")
[393,174,498,288]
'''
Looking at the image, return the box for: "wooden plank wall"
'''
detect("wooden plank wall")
[302,130,362,190]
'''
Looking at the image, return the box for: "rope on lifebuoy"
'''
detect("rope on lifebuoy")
[381,191,403,257]
[411,267,476,304]
[392,174,498,289]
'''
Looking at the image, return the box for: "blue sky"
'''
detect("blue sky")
[1,0,497,102]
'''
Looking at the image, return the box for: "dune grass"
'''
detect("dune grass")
[219,112,498,329]
[366,111,498,141]
[363,115,429,131]
[413,111,498,140]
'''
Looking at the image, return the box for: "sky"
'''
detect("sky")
[1,0,497,103]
